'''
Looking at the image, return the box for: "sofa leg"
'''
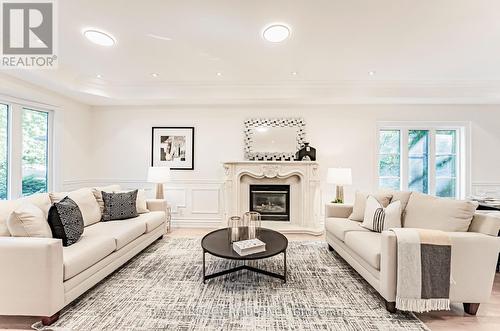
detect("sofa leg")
[41,311,60,326]
[328,244,334,252]
[463,303,480,315]
[385,300,397,313]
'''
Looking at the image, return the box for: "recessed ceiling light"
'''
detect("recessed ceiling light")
[369,71,376,76]
[216,72,222,76]
[96,74,102,78]
[263,24,290,43]
[83,29,116,46]
[151,73,159,78]
[291,71,298,76]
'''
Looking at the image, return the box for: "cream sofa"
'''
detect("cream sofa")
[325,191,500,315]
[0,187,167,325]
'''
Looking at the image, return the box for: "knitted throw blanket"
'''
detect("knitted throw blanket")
[390,228,451,312]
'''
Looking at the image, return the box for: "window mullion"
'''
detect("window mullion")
[9,104,23,199]
[428,129,436,195]
[401,128,409,190]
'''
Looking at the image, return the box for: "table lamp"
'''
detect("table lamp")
[327,168,352,203]
[147,166,171,199]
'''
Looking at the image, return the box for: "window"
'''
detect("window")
[0,102,52,199]
[0,104,8,200]
[22,108,49,196]
[377,123,465,199]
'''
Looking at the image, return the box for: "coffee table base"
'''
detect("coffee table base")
[202,251,286,284]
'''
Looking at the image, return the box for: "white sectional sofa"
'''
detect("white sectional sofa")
[0,186,167,325]
[325,191,500,315]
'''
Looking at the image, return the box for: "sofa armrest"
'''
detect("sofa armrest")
[146,199,167,212]
[380,230,500,303]
[325,203,353,218]
[469,212,500,236]
[0,237,64,316]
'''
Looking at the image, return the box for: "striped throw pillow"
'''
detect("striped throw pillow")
[361,195,402,232]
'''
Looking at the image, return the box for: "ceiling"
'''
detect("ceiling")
[5,0,500,105]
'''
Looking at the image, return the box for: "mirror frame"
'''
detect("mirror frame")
[244,118,306,161]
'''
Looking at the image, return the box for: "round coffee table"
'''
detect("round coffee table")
[201,228,288,283]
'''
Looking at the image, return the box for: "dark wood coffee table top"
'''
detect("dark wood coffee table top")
[201,228,288,260]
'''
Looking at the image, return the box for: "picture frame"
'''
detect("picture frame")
[151,127,195,170]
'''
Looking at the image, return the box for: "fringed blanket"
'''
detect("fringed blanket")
[390,228,452,312]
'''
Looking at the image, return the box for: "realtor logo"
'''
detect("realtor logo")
[1,0,57,68]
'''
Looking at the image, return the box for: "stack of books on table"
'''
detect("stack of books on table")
[232,239,266,256]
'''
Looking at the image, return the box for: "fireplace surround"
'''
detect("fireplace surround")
[223,161,322,235]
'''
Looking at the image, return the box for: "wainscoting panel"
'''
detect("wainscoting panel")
[62,179,224,228]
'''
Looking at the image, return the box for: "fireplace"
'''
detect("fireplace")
[249,185,290,222]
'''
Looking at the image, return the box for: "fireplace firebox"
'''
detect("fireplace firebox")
[249,185,290,222]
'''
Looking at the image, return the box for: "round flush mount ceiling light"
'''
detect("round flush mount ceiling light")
[262,24,290,43]
[83,29,116,46]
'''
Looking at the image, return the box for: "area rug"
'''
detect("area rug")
[41,239,428,330]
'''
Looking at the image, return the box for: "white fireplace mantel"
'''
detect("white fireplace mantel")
[222,161,323,235]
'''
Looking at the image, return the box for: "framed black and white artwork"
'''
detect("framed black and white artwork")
[151,127,194,170]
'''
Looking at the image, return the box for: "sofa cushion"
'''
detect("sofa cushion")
[361,196,402,232]
[404,192,478,232]
[344,231,381,270]
[50,188,102,227]
[0,193,51,236]
[134,211,165,233]
[84,220,146,250]
[349,191,393,221]
[325,217,370,242]
[7,203,52,238]
[63,235,116,280]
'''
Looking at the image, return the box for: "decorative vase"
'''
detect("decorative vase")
[295,142,316,161]
[243,211,261,239]
[228,216,244,242]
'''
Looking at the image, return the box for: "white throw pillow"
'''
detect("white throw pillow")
[7,203,52,238]
[50,188,102,227]
[91,184,122,213]
[349,191,393,221]
[361,196,402,232]
[114,189,149,214]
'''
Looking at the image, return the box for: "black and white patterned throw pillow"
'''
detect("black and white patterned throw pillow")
[48,196,84,247]
[102,190,139,221]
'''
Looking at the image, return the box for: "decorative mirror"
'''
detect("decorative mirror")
[244,118,306,161]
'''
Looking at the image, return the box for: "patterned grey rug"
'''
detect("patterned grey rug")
[43,239,428,330]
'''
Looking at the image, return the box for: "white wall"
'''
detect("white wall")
[0,74,93,192]
[88,104,500,226]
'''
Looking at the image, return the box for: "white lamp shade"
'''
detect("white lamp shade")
[147,166,171,183]
[327,168,352,185]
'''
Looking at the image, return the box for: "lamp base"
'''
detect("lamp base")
[155,183,164,200]
[333,185,344,204]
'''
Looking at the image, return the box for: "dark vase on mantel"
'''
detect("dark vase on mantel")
[295,142,316,161]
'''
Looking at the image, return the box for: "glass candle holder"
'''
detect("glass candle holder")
[243,211,261,239]
[228,216,243,242]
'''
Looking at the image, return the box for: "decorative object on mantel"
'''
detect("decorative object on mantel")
[151,127,194,170]
[295,142,316,161]
[244,118,306,161]
[327,168,352,203]
[147,166,171,199]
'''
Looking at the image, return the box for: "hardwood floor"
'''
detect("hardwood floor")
[1,227,499,330]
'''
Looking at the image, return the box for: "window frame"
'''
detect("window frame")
[0,100,54,199]
[376,121,469,199]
